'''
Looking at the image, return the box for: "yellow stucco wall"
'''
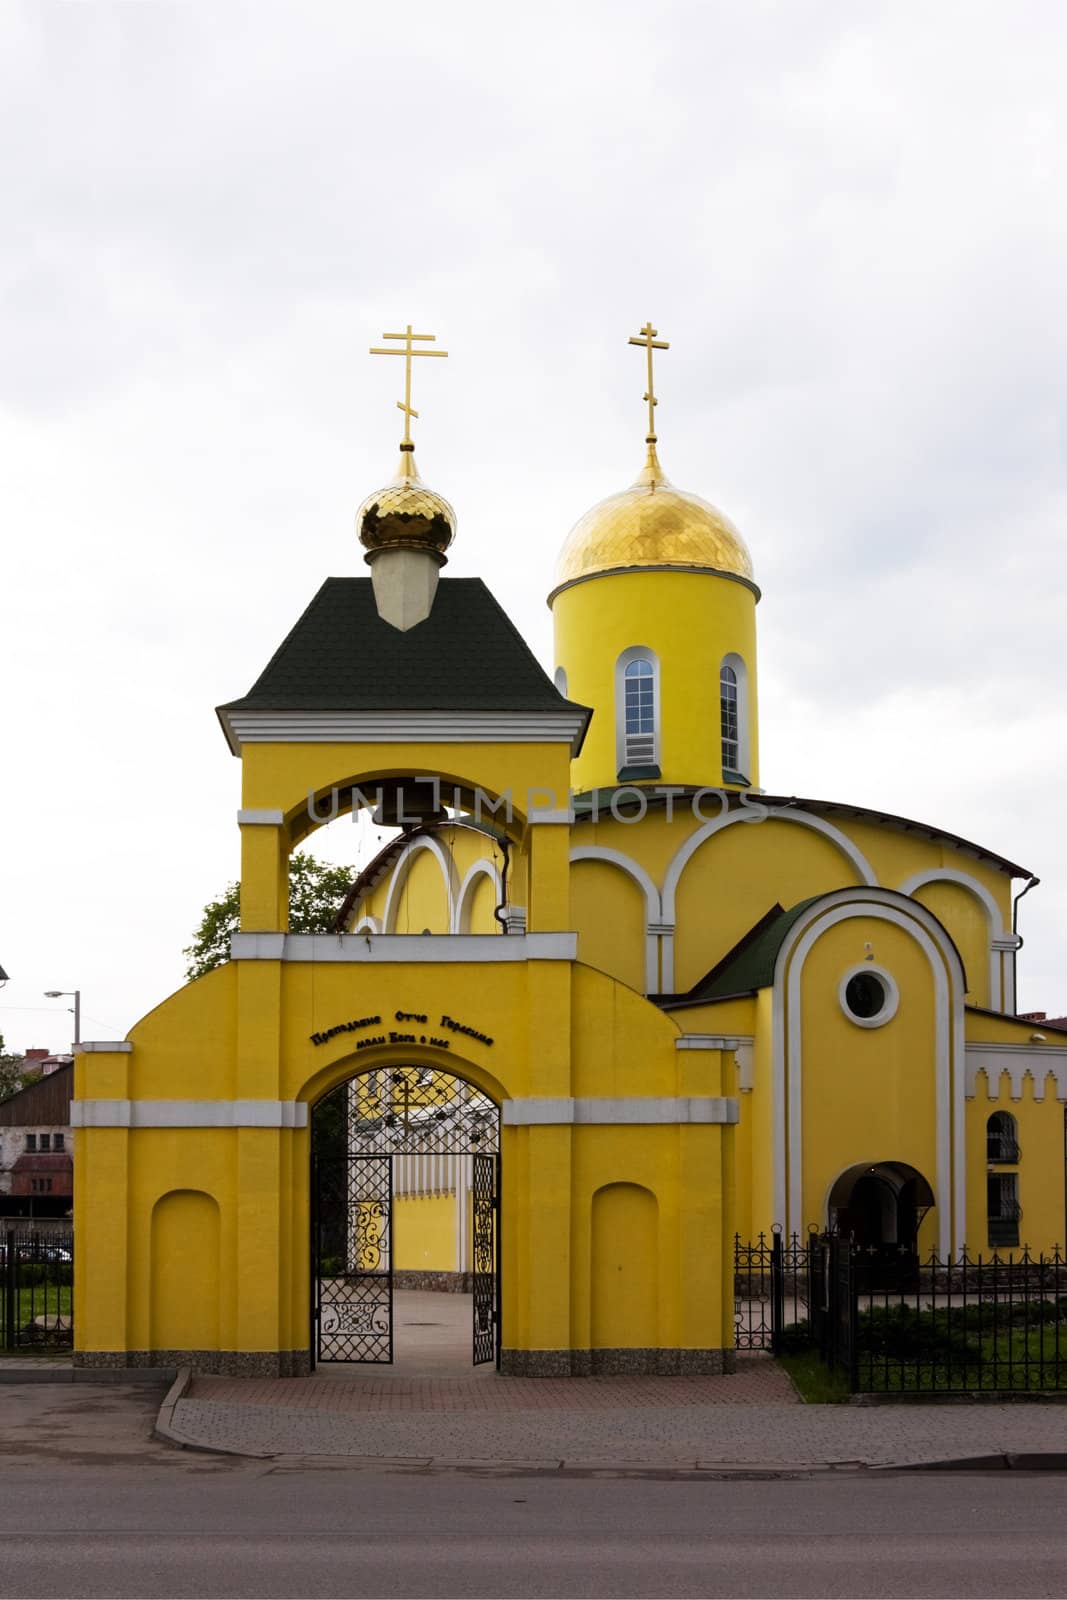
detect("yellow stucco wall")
[553,569,759,793]
[394,1194,456,1271]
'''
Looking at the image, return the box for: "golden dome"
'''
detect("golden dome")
[357,446,455,562]
[549,444,757,601]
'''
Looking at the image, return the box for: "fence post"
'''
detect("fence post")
[4,1229,15,1351]
[770,1230,784,1354]
[847,1243,859,1392]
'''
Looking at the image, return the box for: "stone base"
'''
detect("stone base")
[499,1347,727,1377]
[393,1270,474,1293]
[74,1349,311,1378]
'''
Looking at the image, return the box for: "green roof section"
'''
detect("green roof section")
[219,577,592,717]
[660,896,825,1007]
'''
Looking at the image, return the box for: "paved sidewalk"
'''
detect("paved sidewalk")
[168,1373,1067,1471]
[153,1296,1067,1472]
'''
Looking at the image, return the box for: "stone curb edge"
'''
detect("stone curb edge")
[0,1363,176,1386]
[896,1452,1067,1473]
[147,1388,1067,1476]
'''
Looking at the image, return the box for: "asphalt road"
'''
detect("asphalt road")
[2,1462,1067,1599]
[2,1382,1066,1599]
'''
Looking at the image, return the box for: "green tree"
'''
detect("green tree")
[183,852,354,981]
[0,1035,27,1103]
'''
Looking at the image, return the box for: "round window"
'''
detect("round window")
[839,964,899,1028]
[844,972,886,1019]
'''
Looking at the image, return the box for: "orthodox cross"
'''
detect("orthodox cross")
[628,321,670,443]
[370,325,449,448]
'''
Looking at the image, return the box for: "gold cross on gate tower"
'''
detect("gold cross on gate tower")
[369,324,449,449]
[628,321,670,444]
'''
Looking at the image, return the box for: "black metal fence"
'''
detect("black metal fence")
[1,1227,74,1351]
[736,1231,1067,1393]
[734,1229,814,1352]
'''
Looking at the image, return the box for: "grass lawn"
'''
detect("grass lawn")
[4,1285,73,1344]
[859,1327,1067,1392]
[778,1350,852,1403]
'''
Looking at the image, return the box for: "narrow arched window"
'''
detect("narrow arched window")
[719,653,749,782]
[615,648,660,778]
[987,1110,1020,1164]
[720,663,739,773]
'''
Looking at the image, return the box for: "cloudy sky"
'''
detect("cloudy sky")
[3,1,1065,1051]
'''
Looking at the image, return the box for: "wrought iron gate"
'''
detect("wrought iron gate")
[313,1154,393,1363]
[471,1154,499,1366]
[311,1067,500,1368]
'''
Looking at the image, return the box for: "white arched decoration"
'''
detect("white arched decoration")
[382,835,460,935]
[452,858,504,934]
[897,866,1016,1013]
[659,810,878,992]
[770,888,967,1256]
[569,844,664,994]
[352,915,382,935]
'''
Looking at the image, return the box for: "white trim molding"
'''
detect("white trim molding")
[675,1034,754,1051]
[237,809,285,826]
[659,810,878,992]
[71,1099,309,1129]
[220,709,588,756]
[570,844,664,993]
[770,889,967,1256]
[352,915,382,935]
[230,931,578,963]
[72,1041,133,1055]
[502,1096,739,1126]
[383,834,460,935]
[452,859,504,934]
[964,1041,1067,1103]
[898,866,1012,1011]
[838,964,900,1029]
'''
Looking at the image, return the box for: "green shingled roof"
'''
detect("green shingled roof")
[662,896,825,1006]
[218,577,590,716]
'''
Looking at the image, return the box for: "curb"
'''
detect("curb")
[896,1452,1067,1472]
[154,1370,277,1458]
[0,1363,177,1386]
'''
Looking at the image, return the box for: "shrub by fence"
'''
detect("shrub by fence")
[735,1232,1067,1393]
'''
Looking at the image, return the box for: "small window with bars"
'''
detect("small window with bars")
[987,1172,1020,1248]
[623,657,656,766]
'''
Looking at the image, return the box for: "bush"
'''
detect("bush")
[15,1262,73,1288]
[857,1304,981,1365]
[777,1319,813,1353]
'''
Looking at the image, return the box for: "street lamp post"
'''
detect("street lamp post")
[44,989,81,1048]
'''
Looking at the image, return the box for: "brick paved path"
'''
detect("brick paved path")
[188,1355,796,1413]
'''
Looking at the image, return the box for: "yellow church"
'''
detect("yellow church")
[71,325,1067,1377]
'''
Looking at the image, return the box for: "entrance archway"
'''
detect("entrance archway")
[828,1162,935,1251]
[311,1065,500,1370]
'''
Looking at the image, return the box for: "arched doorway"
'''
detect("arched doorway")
[828,1162,935,1252]
[311,1065,500,1369]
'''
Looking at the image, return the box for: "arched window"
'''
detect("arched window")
[987,1110,1020,1164]
[720,663,739,773]
[719,653,749,781]
[553,665,568,697]
[615,648,660,778]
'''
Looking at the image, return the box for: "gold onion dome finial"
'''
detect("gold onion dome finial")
[358,325,455,630]
[549,322,757,601]
[357,324,455,560]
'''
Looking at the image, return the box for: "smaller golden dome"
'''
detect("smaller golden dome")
[549,444,757,601]
[357,446,455,562]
